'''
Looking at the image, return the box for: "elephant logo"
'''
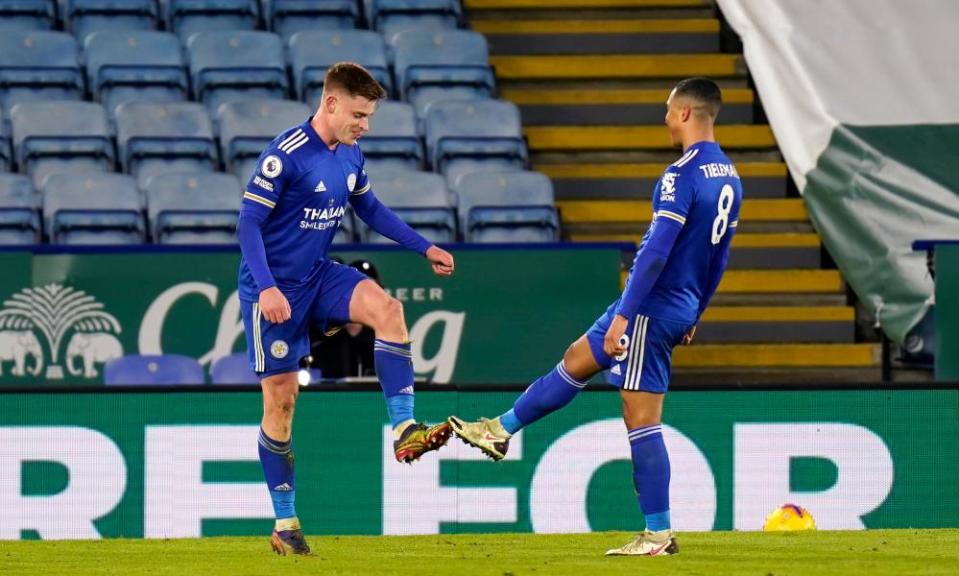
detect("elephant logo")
[0,283,122,380]
[0,330,43,377]
[66,332,123,378]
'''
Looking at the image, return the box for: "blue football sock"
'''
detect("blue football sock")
[628,424,671,532]
[258,428,296,520]
[499,362,587,434]
[374,339,415,427]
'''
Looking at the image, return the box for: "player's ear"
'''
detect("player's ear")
[324,93,337,114]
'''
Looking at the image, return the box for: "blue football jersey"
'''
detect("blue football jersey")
[637,140,743,324]
[238,118,370,300]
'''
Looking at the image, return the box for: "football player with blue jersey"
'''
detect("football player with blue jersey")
[237,63,456,555]
[448,78,742,556]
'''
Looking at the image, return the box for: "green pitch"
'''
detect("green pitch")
[4,530,959,575]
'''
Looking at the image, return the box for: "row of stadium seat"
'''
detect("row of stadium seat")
[0,98,526,189]
[0,0,461,41]
[0,28,493,116]
[101,352,254,385]
[0,167,558,245]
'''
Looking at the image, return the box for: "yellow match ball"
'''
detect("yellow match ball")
[763,504,817,531]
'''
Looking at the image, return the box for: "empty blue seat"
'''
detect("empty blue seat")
[84,31,187,116]
[362,100,421,171]
[104,354,206,385]
[424,99,527,184]
[0,0,56,31]
[365,0,460,41]
[11,101,114,187]
[67,0,159,43]
[0,173,40,245]
[210,352,258,384]
[288,30,391,103]
[269,0,359,41]
[187,31,289,113]
[115,101,217,187]
[168,0,260,41]
[43,172,145,245]
[363,168,454,243]
[0,32,83,113]
[217,98,309,180]
[452,170,559,243]
[146,172,241,244]
[391,29,493,114]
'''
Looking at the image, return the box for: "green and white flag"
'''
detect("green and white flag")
[718,0,959,341]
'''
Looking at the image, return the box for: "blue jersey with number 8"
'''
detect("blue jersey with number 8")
[636,140,742,324]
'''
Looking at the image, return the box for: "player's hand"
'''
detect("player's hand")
[259,286,292,324]
[426,245,454,277]
[604,314,629,357]
[681,325,697,346]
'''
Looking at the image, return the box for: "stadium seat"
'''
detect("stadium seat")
[210,352,259,384]
[424,99,527,185]
[10,101,114,188]
[362,169,454,243]
[0,109,9,171]
[84,31,188,116]
[390,29,494,116]
[452,170,559,243]
[104,354,206,385]
[145,172,241,244]
[115,101,218,187]
[66,0,160,43]
[43,172,145,245]
[269,0,360,41]
[365,0,460,42]
[167,0,260,41]
[217,98,309,180]
[0,0,56,31]
[0,173,40,245]
[333,204,357,244]
[288,30,392,103]
[187,31,289,113]
[361,100,422,171]
[0,32,83,113]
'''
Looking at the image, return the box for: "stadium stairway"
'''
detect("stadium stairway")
[464,0,880,383]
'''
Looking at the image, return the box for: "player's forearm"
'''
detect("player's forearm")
[615,219,683,320]
[696,250,729,321]
[237,212,277,292]
[351,192,431,256]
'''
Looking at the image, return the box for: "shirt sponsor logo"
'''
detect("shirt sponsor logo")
[252,175,274,192]
[261,155,283,178]
[300,205,345,231]
[660,172,677,202]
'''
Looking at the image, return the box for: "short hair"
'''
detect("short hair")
[324,62,387,102]
[673,77,722,119]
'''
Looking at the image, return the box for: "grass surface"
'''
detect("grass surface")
[2,530,958,576]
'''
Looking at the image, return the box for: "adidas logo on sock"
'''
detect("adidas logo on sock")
[398,386,415,395]
[611,364,622,376]
[273,483,293,492]
[314,181,326,193]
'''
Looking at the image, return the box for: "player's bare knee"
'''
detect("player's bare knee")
[377,297,408,339]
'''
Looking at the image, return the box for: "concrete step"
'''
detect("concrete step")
[505,87,753,125]
[466,0,713,8]
[475,19,720,55]
[491,53,744,81]
[673,343,878,368]
[539,160,786,199]
[614,268,843,294]
[525,124,775,151]
[697,306,854,343]
[557,198,807,223]
[576,233,822,269]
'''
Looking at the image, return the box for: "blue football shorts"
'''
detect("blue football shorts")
[585,298,693,393]
[240,259,369,377]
